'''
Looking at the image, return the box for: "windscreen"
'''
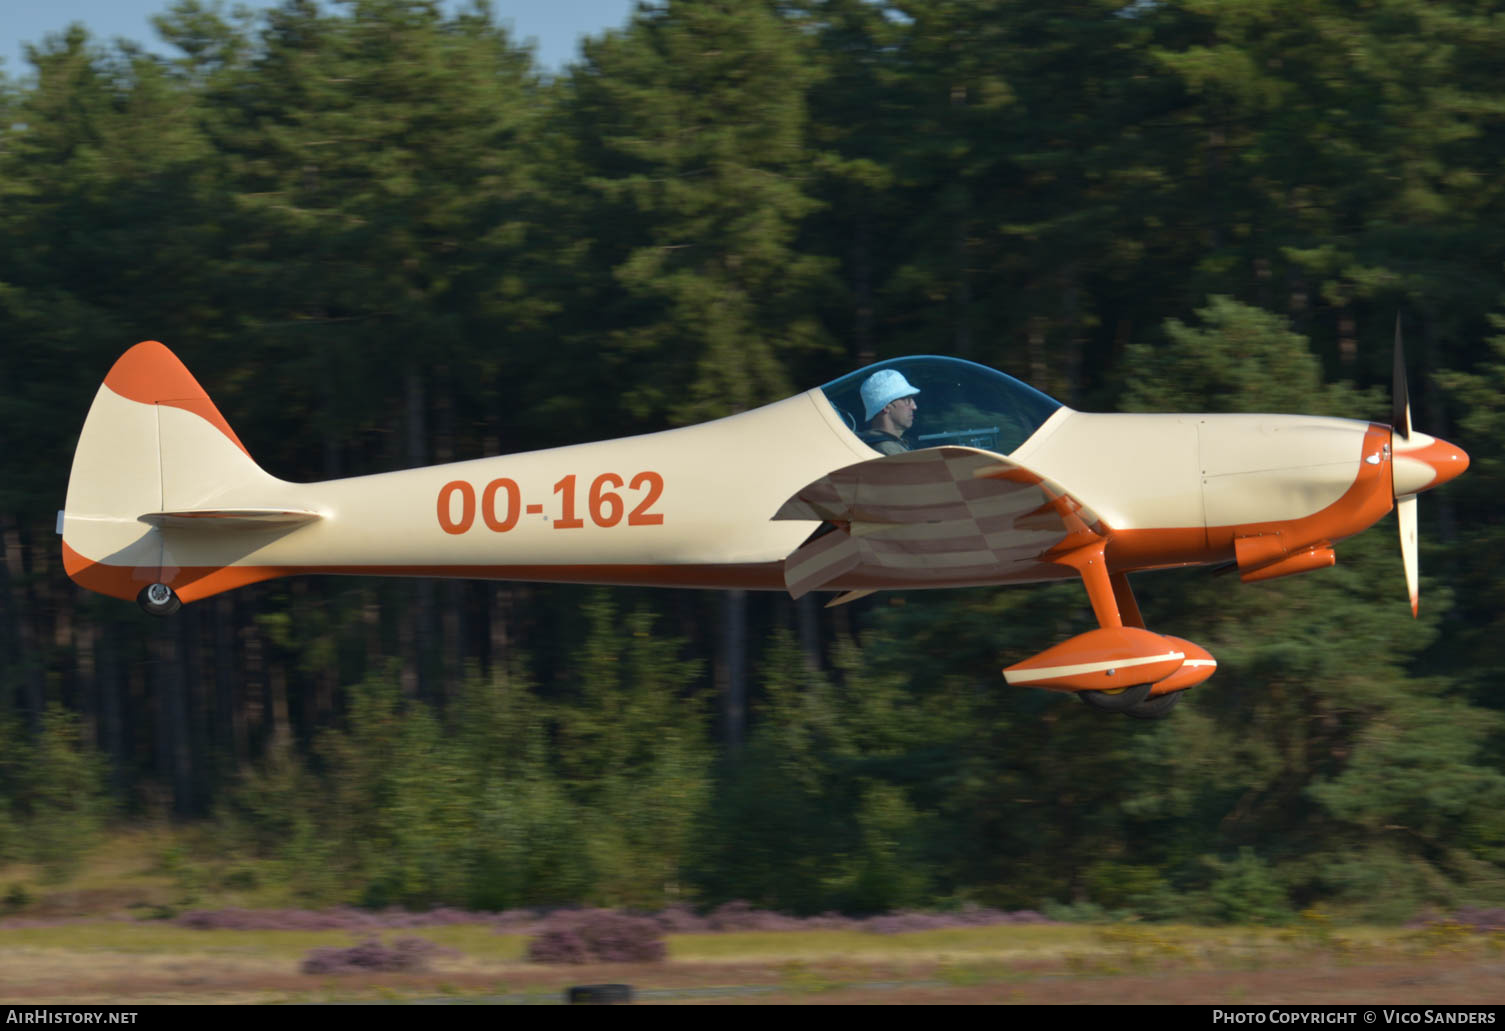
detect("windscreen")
[819,356,1063,456]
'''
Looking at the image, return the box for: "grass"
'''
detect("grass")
[0,825,310,917]
[3,919,1502,1004]
[4,827,1505,1004]
[666,924,1104,962]
[0,922,530,959]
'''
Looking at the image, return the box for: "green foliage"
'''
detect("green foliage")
[1,882,34,914]
[1124,296,1377,417]
[845,781,933,913]
[220,667,588,909]
[215,740,342,905]
[0,706,109,880]
[551,592,709,908]
[219,597,709,910]
[1206,848,1294,926]
[1435,314,1505,711]
[563,0,835,427]
[689,629,942,914]
[3,0,1505,920]
[320,674,476,907]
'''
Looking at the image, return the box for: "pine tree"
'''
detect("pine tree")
[561,0,835,431]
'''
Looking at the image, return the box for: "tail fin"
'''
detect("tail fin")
[60,341,315,605]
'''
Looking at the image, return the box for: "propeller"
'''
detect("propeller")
[1387,316,1468,618]
[1392,315,1419,618]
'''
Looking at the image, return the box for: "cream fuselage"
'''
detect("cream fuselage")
[63,376,1397,604]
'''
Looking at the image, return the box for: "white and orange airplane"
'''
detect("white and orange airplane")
[60,333,1466,718]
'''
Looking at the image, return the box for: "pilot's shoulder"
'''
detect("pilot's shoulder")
[868,436,909,456]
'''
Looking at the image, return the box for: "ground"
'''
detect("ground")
[3,831,1502,1005]
[1,919,1502,1004]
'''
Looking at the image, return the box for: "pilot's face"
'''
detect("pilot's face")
[887,395,917,431]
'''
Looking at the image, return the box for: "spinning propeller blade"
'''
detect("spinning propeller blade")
[1397,494,1419,618]
[1392,314,1412,442]
[1393,314,1419,616]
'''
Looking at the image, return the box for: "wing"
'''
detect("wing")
[773,446,1104,598]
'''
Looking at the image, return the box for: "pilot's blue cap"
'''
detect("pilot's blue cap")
[861,369,920,422]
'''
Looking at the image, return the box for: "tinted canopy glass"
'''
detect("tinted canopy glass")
[819,356,1063,456]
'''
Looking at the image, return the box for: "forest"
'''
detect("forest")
[2,0,1504,922]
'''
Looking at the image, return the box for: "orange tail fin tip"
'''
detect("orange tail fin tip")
[104,340,251,458]
[62,341,287,604]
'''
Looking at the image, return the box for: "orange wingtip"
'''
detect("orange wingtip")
[103,341,251,458]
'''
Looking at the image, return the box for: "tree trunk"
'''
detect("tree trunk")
[797,593,822,670]
[853,211,875,366]
[97,615,125,792]
[3,516,45,732]
[267,656,292,759]
[151,621,193,817]
[406,367,435,700]
[488,583,512,681]
[719,589,747,753]
[178,601,206,815]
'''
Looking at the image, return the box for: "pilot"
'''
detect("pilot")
[858,369,920,455]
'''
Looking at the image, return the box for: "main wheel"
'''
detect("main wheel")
[1123,691,1183,720]
[137,583,181,617]
[1078,681,1154,713]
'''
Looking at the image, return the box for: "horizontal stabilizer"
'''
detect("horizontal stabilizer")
[139,509,322,530]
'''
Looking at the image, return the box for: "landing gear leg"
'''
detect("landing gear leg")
[1054,544,1155,712]
[137,583,181,617]
[1004,523,1202,715]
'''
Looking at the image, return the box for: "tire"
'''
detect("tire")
[566,984,633,1005]
[1077,681,1154,713]
[1123,691,1183,720]
[136,583,181,617]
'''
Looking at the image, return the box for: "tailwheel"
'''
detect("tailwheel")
[1122,691,1183,720]
[1078,681,1154,713]
[137,583,181,617]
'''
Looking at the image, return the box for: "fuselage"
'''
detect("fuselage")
[60,347,1466,605]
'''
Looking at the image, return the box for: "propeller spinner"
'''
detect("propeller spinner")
[1389,315,1469,617]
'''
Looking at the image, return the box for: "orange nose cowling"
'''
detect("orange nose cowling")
[1393,435,1470,495]
[1425,438,1470,490]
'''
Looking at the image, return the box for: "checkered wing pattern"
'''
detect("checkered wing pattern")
[774,446,1102,599]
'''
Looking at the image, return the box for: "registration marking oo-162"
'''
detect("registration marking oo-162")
[436,472,664,534]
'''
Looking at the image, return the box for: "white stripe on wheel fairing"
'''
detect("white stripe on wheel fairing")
[1003,650,1185,685]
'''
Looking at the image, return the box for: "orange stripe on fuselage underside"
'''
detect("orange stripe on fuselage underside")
[296,561,1077,592]
[62,545,1082,603]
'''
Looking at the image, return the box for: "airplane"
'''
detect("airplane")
[59,330,1467,719]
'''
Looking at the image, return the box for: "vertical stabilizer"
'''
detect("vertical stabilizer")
[61,341,291,604]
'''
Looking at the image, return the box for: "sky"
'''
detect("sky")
[1,0,638,79]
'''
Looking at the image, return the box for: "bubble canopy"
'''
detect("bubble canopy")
[818,356,1064,456]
